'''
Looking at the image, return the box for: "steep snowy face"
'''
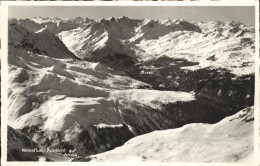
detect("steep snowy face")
[89,106,254,163]
[58,17,141,64]
[58,18,202,61]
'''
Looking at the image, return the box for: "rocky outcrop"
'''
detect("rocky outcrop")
[76,124,134,155]
[8,126,42,161]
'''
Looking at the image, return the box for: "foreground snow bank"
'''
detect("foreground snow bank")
[90,106,254,163]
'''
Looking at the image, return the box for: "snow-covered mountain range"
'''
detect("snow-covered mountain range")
[57,16,254,76]
[7,16,255,162]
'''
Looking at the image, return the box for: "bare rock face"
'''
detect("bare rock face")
[7,125,42,161]
[12,69,29,83]
[76,124,134,156]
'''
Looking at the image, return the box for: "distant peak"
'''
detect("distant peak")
[53,17,61,20]
[107,17,116,22]
[226,21,242,27]
[73,16,84,22]
[32,16,50,19]
[174,19,185,24]
[84,17,94,22]
[118,16,130,20]
[75,16,83,19]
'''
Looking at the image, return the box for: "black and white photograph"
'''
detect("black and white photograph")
[2,3,258,163]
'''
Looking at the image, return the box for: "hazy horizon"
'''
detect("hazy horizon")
[9,6,255,25]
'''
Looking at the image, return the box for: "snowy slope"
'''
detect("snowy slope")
[137,21,254,76]
[110,89,195,110]
[8,47,201,155]
[89,106,254,163]
[58,17,140,61]
[9,44,217,156]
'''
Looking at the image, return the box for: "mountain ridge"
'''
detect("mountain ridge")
[56,16,254,76]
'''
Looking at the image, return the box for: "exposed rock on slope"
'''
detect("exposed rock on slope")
[126,56,254,114]
[8,125,42,161]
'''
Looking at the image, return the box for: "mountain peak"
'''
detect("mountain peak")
[73,16,84,22]
[107,17,116,22]
[31,16,52,24]
[118,16,130,20]
[32,16,51,20]
[53,17,61,21]
[84,17,94,22]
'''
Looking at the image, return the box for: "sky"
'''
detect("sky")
[9,6,255,25]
